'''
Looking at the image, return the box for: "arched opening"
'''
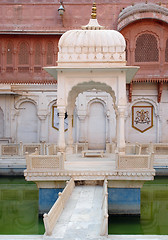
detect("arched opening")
[17,102,38,143]
[135,33,159,62]
[88,101,106,150]
[66,81,117,150]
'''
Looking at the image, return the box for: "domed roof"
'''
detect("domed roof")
[57,3,126,67]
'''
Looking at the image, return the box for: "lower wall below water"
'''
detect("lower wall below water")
[39,188,63,214]
[108,188,141,215]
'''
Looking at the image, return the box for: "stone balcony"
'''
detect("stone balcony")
[24,151,155,183]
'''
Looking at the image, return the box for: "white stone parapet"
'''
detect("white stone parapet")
[25,153,64,171]
[116,153,154,170]
[43,178,75,236]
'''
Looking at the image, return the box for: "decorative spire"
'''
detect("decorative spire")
[82,1,104,30]
[91,2,97,19]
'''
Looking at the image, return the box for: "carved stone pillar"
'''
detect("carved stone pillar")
[106,110,110,143]
[117,107,126,153]
[58,107,66,152]
[68,114,73,145]
[66,114,74,154]
[78,115,86,143]
[38,115,47,142]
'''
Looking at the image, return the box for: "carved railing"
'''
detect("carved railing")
[26,152,64,171]
[0,142,89,156]
[1,144,20,156]
[74,142,88,154]
[116,153,154,170]
[153,143,168,155]
[100,179,108,236]
[43,178,75,236]
[134,143,168,155]
[0,142,43,156]
[45,144,58,155]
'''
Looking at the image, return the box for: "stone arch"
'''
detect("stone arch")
[135,33,159,62]
[128,98,158,117]
[17,100,38,143]
[67,81,116,114]
[15,97,37,110]
[87,100,107,150]
[87,97,107,115]
[118,3,168,31]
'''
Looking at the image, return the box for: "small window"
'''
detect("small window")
[135,33,159,62]
[18,42,29,65]
[35,42,42,65]
[7,41,13,65]
[47,41,54,65]
[18,42,29,72]
[34,42,42,72]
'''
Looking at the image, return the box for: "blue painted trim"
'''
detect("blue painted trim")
[39,188,63,214]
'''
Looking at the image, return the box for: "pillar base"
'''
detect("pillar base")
[66,145,74,154]
[117,147,125,154]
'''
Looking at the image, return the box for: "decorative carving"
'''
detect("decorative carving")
[2,145,19,155]
[23,145,40,155]
[132,106,153,133]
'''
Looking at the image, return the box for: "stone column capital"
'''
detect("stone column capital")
[38,114,47,121]
[57,107,66,116]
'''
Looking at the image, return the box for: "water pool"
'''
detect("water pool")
[1,176,168,235]
[108,177,168,235]
[0,176,45,235]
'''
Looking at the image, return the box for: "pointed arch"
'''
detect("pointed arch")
[135,33,159,62]
[67,81,117,114]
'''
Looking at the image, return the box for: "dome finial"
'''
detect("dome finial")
[91,2,97,19]
[81,1,104,30]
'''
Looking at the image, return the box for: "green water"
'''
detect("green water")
[109,177,168,235]
[1,176,168,235]
[0,176,45,235]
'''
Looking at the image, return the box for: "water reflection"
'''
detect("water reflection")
[0,177,44,235]
[141,177,168,235]
[109,177,168,235]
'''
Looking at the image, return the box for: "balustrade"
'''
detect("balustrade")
[43,178,75,236]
